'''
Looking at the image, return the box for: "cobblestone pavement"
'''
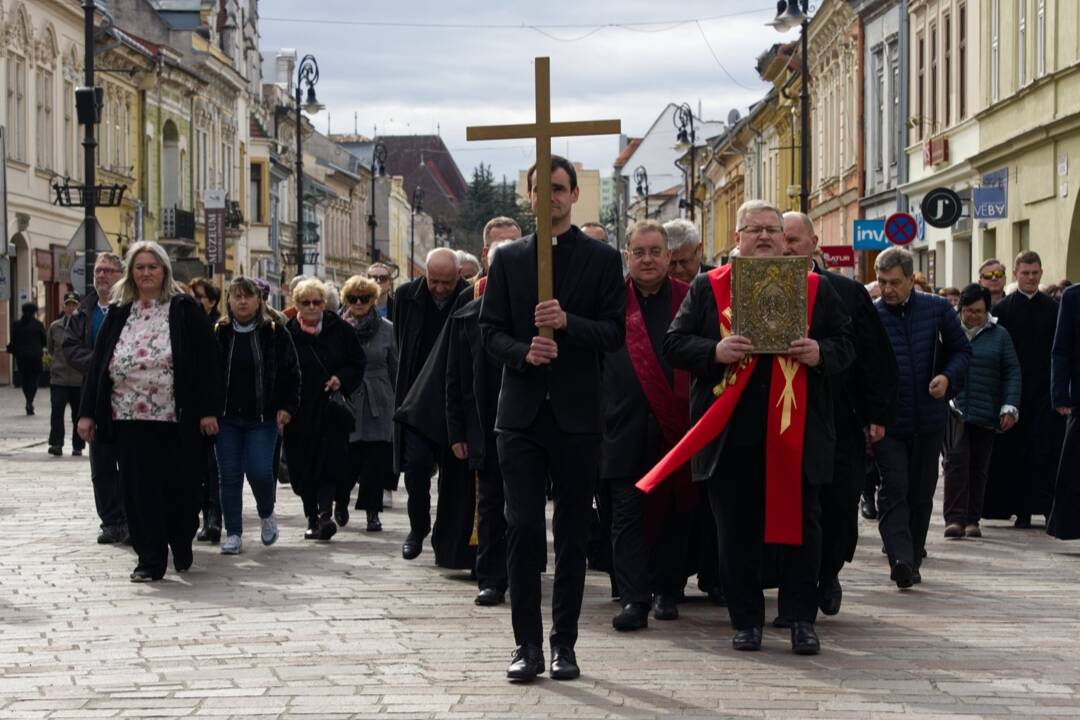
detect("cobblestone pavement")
[1,387,1079,719]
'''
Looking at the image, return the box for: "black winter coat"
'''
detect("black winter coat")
[77,294,225,446]
[214,317,302,422]
[9,317,46,358]
[286,311,365,436]
[446,289,501,470]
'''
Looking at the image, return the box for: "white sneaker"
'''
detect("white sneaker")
[383,490,393,509]
[260,514,279,546]
[221,534,242,554]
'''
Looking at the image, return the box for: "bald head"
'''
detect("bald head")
[425,248,460,300]
[782,211,818,258]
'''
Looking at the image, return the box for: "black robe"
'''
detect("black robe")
[986,291,1064,520]
[394,293,476,571]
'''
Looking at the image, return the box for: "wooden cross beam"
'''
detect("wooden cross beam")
[467,57,620,338]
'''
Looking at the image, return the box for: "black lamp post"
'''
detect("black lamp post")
[673,103,697,221]
[769,0,810,214]
[367,141,387,263]
[633,166,649,219]
[295,54,323,277]
[409,185,424,280]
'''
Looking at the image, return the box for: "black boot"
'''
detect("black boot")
[366,511,382,532]
[317,513,337,542]
[196,508,214,542]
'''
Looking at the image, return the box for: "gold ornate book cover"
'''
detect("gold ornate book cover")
[731,256,808,354]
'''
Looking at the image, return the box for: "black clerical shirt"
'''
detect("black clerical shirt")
[637,281,674,387]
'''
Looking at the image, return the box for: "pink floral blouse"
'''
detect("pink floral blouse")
[109,300,176,422]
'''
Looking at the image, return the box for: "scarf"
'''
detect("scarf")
[233,318,258,334]
[350,310,381,341]
[298,314,322,336]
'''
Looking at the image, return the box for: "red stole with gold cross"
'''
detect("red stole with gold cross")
[635,263,820,545]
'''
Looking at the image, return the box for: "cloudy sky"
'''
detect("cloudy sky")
[258,1,800,183]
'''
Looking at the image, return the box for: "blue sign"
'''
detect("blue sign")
[854,219,889,250]
[973,186,1007,220]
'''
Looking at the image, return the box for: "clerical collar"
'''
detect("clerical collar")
[551,227,576,247]
[1018,289,1038,300]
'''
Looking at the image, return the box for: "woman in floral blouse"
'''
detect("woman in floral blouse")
[78,241,224,582]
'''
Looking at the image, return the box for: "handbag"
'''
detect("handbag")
[305,344,356,431]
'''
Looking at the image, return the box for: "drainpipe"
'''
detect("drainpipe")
[896,0,910,212]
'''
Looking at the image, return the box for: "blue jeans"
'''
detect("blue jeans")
[217,416,278,536]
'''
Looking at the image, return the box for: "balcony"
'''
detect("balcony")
[159,206,197,257]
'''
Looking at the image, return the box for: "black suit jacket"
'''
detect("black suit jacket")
[815,265,898,444]
[663,269,855,484]
[479,227,626,434]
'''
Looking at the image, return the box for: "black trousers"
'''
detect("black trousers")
[90,440,125,530]
[347,440,389,512]
[476,443,508,593]
[943,418,995,525]
[200,438,220,523]
[686,491,722,594]
[707,445,822,630]
[402,427,440,537]
[819,432,864,582]
[608,475,691,605]
[497,404,599,649]
[115,421,198,576]
[15,355,42,408]
[49,385,84,451]
[875,431,943,570]
[284,428,349,519]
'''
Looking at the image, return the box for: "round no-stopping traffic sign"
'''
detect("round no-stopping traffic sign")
[885,212,918,246]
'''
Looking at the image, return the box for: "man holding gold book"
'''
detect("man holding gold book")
[643,199,854,655]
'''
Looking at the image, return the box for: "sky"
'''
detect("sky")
[257,1,801,184]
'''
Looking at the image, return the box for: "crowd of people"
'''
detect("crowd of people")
[7,154,1079,683]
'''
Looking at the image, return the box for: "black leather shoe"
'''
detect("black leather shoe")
[173,547,193,573]
[317,514,337,542]
[475,587,506,606]
[790,621,821,655]
[652,594,679,621]
[612,602,649,631]
[732,627,762,651]
[819,575,842,616]
[366,511,382,532]
[772,616,792,629]
[891,560,914,589]
[334,505,349,527]
[97,525,125,544]
[506,644,544,681]
[549,646,580,680]
[48,445,62,457]
[129,568,162,583]
[402,533,423,560]
[303,516,319,540]
[860,492,878,520]
[911,568,922,584]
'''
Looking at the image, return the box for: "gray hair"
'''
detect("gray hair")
[663,219,699,251]
[875,246,914,277]
[94,252,125,272]
[457,250,481,270]
[111,241,181,305]
[735,200,783,230]
[324,281,340,313]
[289,274,311,292]
[427,247,461,270]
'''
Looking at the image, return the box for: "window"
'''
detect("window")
[930,23,938,131]
[123,98,131,173]
[875,54,885,171]
[1018,0,1027,86]
[890,41,899,167]
[917,34,925,140]
[959,4,968,118]
[35,70,54,170]
[250,163,265,223]
[112,98,121,169]
[944,14,952,127]
[991,0,1000,102]
[6,57,26,161]
[1036,0,1046,77]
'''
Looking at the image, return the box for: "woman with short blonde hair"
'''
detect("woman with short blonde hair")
[291,278,327,306]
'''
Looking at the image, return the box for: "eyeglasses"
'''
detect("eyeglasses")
[980,270,1006,280]
[629,247,666,260]
[93,267,122,275]
[298,299,324,307]
[346,294,373,305]
[737,224,784,236]
[369,275,390,283]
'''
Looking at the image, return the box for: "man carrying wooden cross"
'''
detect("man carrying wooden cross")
[642,199,854,655]
[479,156,625,681]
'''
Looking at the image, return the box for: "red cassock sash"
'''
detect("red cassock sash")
[635,264,820,545]
[624,277,696,517]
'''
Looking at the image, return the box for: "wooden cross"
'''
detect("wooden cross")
[466,57,621,338]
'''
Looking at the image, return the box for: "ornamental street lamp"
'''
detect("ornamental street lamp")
[409,185,425,280]
[768,0,810,214]
[673,102,697,221]
[295,54,324,277]
[367,141,388,262]
[633,166,649,219]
